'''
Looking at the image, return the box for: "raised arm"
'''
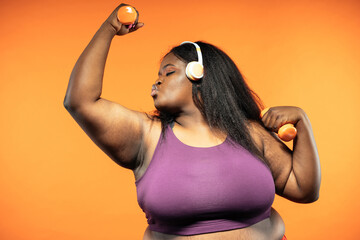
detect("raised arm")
[63,4,146,170]
[260,106,321,203]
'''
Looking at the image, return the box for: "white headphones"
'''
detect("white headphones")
[180,41,204,81]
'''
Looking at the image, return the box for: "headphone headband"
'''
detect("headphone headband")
[180,41,204,81]
[180,41,203,65]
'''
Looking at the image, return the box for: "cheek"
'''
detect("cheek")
[165,77,190,96]
[170,82,193,102]
[158,89,183,106]
[154,83,193,109]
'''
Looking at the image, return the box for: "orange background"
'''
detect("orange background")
[1,0,359,239]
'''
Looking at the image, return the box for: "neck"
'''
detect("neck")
[173,109,224,137]
[174,108,205,127]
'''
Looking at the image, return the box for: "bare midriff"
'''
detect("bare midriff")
[142,207,285,240]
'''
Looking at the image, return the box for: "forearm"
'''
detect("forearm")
[63,22,117,108]
[292,111,321,201]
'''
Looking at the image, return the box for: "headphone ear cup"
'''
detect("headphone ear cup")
[185,61,204,81]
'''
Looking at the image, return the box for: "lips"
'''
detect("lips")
[151,84,158,97]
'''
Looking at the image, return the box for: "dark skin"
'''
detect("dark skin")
[64,3,321,240]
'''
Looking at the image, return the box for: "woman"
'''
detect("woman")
[63,4,321,240]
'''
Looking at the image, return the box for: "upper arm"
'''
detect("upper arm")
[248,121,305,202]
[64,97,148,170]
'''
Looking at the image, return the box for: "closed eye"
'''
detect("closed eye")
[166,71,175,76]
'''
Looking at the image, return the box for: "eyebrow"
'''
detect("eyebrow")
[158,64,175,76]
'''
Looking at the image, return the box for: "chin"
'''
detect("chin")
[154,104,170,113]
[154,101,179,115]
[153,99,162,111]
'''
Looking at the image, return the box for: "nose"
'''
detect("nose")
[155,79,162,85]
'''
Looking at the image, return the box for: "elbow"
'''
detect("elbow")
[63,98,69,108]
[302,179,321,203]
[303,196,319,204]
[63,94,71,109]
[299,191,320,203]
[298,177,321,203]
[63,94,97,111]
[63,97,80,112]
[63,99,74,111]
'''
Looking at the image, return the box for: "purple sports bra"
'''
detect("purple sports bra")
[135,123,275,236]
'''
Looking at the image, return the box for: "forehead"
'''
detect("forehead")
[160,52,185,68]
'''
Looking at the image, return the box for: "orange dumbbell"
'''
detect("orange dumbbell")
[117,5,138,25]
[260,107,297,142]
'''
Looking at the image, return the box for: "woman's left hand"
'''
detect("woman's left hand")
[261,106,306,132]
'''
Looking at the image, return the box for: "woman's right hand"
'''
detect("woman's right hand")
[103,3,144,36]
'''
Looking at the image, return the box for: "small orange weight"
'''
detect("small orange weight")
[278,123,297,142]
[117,5,137,25]
[260,107,297,142]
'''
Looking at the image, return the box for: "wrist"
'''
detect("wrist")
[295,108,309,128]
[99,21,118,38]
